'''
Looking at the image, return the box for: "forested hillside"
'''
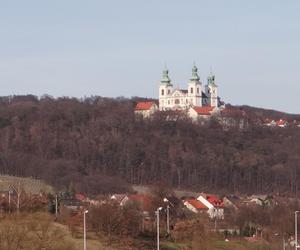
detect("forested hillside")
[0,95,299,196]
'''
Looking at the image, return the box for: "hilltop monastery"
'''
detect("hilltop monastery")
[135,64,225,120]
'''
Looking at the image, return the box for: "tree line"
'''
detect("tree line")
[0,95,299,196]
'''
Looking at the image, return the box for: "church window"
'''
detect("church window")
[197,88,199,94]
[161,89,164,96]
[190,87,193,94]
[175,99,180,104]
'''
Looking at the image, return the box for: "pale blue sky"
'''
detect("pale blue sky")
[0,1,299,113]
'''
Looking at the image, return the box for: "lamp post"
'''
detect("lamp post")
[156,207,163,250]
[296,211,299,250]
[163,198,170,235]
[166,205,170,235]
[55,194,58,218]
[8,190,12,213]
[84,210,88,250]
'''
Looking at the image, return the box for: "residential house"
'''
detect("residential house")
[134,101,158,118]
[184,199,208,214]
[276,119,288,128]
[197,194,224,219]
[111,194,128,206]
[188,106,218,121]
[122,194,153,217]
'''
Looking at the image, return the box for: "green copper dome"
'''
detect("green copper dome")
[161,69,172,85]
[207,71,217,86]
[190,64,200,81]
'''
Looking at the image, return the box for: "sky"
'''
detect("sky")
[0,0,299,114]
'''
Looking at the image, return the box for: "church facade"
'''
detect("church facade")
[159,64,220,111]
[135,64,224,120]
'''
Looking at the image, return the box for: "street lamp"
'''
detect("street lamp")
[55,194,58,218]
[163,198,170,235]
[84,210,88,250]
[8,190,12,213]
[156,207,163,250]
[296,211,299,250]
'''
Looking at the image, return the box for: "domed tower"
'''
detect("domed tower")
[188,64,202,107]
[159,68,173,110]
[205,71,218,107]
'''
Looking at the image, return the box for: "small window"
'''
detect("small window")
[191,87,193,94]
[168,89,170,94]
[197,88,199,94]
[161,89,164,96]
[168,100,170,105]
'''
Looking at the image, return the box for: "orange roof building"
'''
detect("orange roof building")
[134,101,158,118]
[184,199,208,213]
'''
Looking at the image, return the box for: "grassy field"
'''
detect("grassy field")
[0,175,53,194]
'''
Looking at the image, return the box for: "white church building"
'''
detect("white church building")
[135,64,224,120]
[159,64,219,110]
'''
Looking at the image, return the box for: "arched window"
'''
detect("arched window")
[197,88,199,94]
[190,87,194,94]
[161,89,164,96]
[168,89,170,94]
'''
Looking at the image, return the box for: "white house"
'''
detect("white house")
[197,195,224,219]
[184,199,208,214]
[134,101,158,118]
[188,106,219,121]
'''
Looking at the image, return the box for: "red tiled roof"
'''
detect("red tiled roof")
[276,119,287,126]
[135,102,156,111]
[128,194,152,211]
[75,193,86,201]
[206,195,224,208]
[186,199,208,210]
[192,106,214,115]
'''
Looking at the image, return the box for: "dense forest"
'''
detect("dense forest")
[0,95,299,196]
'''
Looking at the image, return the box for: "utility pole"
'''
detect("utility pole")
[214,208,217,232]
[84,210,88,250]
[295,211,299,250]
[55,194,58,218]
[8,190,11,213]
[166,205,170,235]
[156,207,162,250]
[16,181,21,213]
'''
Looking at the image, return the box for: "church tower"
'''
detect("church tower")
[188,64,202,107]
[159,68,173,110]
[205,71,218,107]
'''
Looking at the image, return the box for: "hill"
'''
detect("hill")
[0,95,299,196]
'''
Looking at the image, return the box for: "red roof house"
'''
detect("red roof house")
[75,193,86,202]
[192,106,215,115]
[135,102,157,111]
[126,194,153,212]
[134,102,158,118]
[276,119,288,128]
[205,195,224,208]
[184,199,208,213]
